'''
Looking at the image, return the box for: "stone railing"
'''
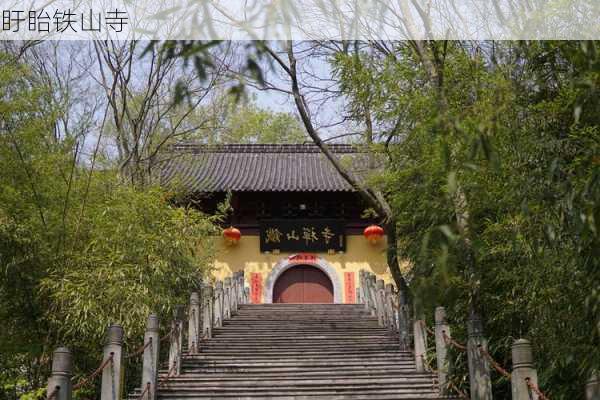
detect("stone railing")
[357,269,599,400]
[45,271,249,400]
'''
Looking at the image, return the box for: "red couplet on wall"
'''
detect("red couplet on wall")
[344,272,356,303]
[250,273,262,304]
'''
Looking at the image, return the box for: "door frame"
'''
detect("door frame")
[264,255,343,304]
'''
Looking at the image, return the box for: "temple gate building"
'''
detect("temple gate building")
[161,143,395,303]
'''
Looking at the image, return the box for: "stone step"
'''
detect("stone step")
[151,395,446,400]
[128,303,444,399]
[149,386,441,397]
[213,326,390,336]
[177,360,417,369]
[156,370,434,380]
[186,351,412,362]
[210,329,396,340]
[192,344,404,350]
[144,377,437,388]
[199,337,400,343]
[152,395,446,400]
[173,367,420,375]
[198,340,400,347]
[146,382,440,392]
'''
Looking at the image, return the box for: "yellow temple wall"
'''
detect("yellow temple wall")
[210,235,394,303]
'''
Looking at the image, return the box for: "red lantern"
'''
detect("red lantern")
[223,226,241,246]
[363,225,384,244]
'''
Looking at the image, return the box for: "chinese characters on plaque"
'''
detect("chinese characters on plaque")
[1,8,129,33]
[259,220,345,252]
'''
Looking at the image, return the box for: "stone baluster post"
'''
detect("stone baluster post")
[223,277,232,320]
[397,297,411,351]
[47,347,72,400]
[202,284,213,339]
[375,280,386,327]
[586,371,600,400]
[188,292,200,354]
[214,281,224,327]
[244,287,250,304]
[467,313,493,400]
[384,284,396,330]
[367,274,378,318]
[101,324,124,400]
[434,307,451,394]
[413,317,428,373]
[239,272,245,303]
[168,307,183,376]
[234,272,241,305]
[511,339,539,400]
[141,314,160,400]
[359,271,368,310]
[231,273,238,314]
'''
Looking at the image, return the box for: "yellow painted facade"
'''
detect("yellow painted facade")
[211,234,394,303]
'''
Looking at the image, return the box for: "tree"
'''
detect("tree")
[93,40,228,186]
[177,91,307,144]
[329,40,600,398]
[0,50,220,400]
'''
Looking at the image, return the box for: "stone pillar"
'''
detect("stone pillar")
[47,347,72,400]
[101,324,123,400]
[467,313,493,400]
[434,307,451,394]
[395,298,411,351]
[239,272,246,304]
[202,284,213,339]
[375,280,386,326]
[413,318,428,372]
[223,277,232,320]
[231,273,238,314]
[359,271,368,310]
[511,339,539,400]
[141,314,159,400]
[214,281,223,327]
[168,307,183,376]
[367,274,378,318]
[188,292,200,354]
[384,284,396,330]
[586,371,600,400]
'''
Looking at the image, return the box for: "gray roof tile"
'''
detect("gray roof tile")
[160,143,367,193]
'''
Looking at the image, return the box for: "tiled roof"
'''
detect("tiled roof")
[160,143,369,192]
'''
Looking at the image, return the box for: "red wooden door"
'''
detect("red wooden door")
[273,265,334,303]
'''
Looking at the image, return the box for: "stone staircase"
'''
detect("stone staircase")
[135,304,447,399]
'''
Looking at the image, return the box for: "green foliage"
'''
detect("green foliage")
[0,53,218,399]
[195,93,308,144]
[333,41,599,399]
